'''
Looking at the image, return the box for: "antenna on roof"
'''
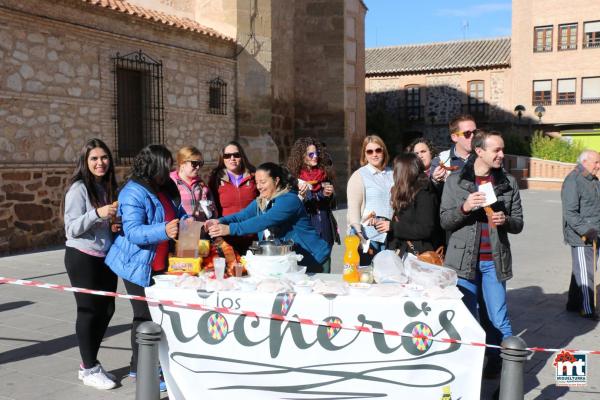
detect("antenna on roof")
[462,20,469,39]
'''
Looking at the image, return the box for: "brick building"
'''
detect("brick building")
[365,0,600,152]
[0,0,366,253]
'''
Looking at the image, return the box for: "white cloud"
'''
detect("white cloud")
[436,3,511,18]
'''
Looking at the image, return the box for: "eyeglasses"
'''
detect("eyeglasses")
[455,130,476,139]
[223,152,241,160]
[186,160,204,168]
[307,152,320,159]
[365,148,383,155]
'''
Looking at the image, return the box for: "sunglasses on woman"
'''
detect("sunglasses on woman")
[365,148,383,155]
[307,151,320,159]
[223,152,241,160]
[187,160,204,168]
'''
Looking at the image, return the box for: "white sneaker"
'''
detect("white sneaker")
[80,364,117,390]
[78,363,116,382]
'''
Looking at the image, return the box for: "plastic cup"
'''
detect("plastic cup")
[214,257,226,280]
[234,263,243,278]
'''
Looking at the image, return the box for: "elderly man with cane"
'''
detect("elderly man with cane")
[562,149,600,320]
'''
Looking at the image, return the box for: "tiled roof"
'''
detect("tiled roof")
[82,0,234,42]
[366,37,510,76]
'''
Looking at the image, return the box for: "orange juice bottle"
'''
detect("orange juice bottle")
[343,234,360,283]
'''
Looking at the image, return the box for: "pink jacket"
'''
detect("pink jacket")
[169,171,213,217]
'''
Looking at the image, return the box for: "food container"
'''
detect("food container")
[152,275,179,287]
[248,239,294,256]
[348,282,372,295]
[358,265,374,284]
[236,278,257,292]
[244,253,302,278]
[293,281,314,294]
[167,257,202,276]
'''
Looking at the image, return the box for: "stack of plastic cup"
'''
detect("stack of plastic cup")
[214,257,226,280]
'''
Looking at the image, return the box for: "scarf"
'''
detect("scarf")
[257,187,290,212]
[298,167,327,192]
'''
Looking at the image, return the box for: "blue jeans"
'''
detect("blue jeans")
[457,260,512,352]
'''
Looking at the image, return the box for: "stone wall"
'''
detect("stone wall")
[270,0,296,160]
[344,0,367,176]
[291,0,354,189]
[0,0,236,253]
[0,164,217,254]
[0,167,69,253]
[365,67,512,148]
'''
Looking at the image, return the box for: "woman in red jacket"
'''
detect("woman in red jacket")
[209,141,258,254]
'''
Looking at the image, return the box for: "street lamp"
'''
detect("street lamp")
[513,105,526,123]
[534,105,546,123]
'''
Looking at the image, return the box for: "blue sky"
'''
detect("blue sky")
[364,1,512,48]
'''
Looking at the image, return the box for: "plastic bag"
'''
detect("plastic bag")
[372,250,408,284]
[404,253,458,289]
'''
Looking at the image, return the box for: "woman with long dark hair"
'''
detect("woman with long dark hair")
[208,141,257,254]
[105,144,185,390]
[63,138,118,389]
[207,162,330,273]
[383,153,443,256]
[286,137,339,272]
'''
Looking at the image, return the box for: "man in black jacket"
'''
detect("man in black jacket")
[561,150,600,320]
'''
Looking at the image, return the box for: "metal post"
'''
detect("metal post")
[136,321,162,400]
[499,336,529,400]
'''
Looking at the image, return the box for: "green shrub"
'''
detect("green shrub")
[530,131,582,163]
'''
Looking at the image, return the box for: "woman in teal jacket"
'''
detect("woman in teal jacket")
[207,162,330,273]
[105,144,185,384]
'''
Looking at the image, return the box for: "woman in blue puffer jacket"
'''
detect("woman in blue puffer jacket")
[105,144,185,382]
[207,162,331,273]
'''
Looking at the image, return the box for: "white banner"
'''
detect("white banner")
[147,286,485,400]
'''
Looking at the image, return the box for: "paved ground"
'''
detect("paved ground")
[0,190,599,399]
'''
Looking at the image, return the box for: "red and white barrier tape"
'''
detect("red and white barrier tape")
[1,276,599,355]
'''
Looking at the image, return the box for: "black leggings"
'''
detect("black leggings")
[123,278,153,373]
[64,246,118,369]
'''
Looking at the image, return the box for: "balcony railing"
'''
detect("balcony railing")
[462,103,489,120]
[401,105,424,122]
[558,43,577,51]
[583,39,600,49]
[556,99,576,105]
[532,99,552,106]
[581,98,600,104]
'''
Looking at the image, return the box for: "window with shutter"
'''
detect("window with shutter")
[532,80,552,106]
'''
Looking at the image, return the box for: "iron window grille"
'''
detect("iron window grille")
[584,21,600,48]
[404,85,422,121]
[112,50,165,164]
[208,77,227,115]
[532,80,552,106]
[557,78,576,105]
[581,76,600,103]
